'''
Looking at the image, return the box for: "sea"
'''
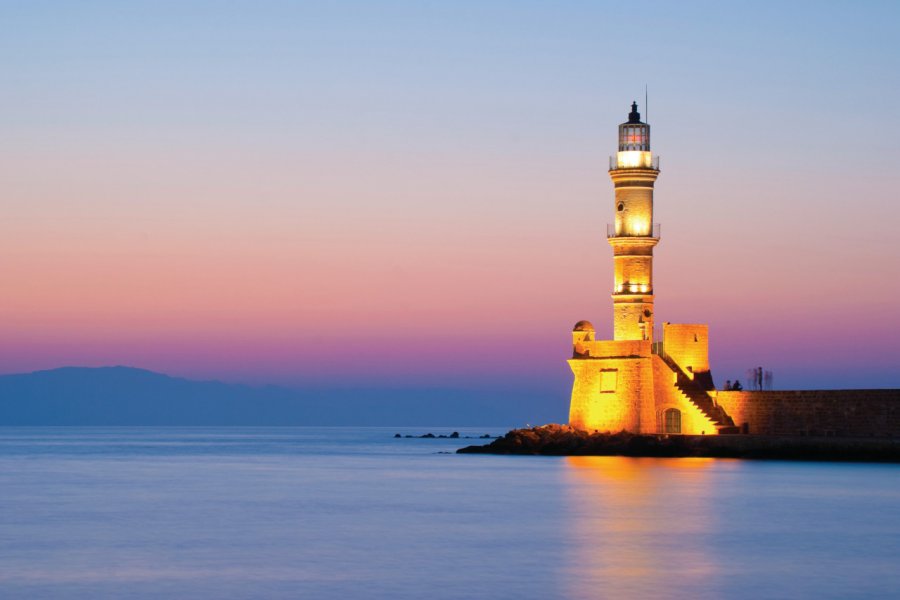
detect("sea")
[0,427,898,599]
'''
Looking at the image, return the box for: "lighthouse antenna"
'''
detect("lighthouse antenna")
[645,84,648,123]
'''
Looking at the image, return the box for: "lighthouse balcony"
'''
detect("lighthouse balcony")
[607,223,661,240]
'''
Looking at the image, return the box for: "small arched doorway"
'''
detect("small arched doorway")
[664,408,682,434]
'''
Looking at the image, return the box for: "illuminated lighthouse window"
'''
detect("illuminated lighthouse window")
[621,127,648,149]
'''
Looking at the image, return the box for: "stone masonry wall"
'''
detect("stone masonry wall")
[568,355,654,433]
[662,323,709,376]
[716,390,900,438]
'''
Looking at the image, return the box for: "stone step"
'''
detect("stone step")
[675,380,736,428]
[658,351,738,432]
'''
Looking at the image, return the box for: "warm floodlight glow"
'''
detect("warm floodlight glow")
[627,216,651,236]
[616,150,652,169]
[640,284,648,293]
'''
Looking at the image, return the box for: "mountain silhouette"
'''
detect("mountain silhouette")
[0,366,561,426]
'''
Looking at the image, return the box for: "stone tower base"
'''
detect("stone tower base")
[568,323,735,435]
[568,322,900,438]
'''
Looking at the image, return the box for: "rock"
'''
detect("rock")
[456,425,900,462]
[450,432,460,438]
[394,433,401,438]
[421,433,435,438]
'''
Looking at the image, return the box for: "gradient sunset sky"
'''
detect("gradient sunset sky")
[2,1,898,400]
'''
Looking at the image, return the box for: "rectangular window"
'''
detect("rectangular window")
[599,369,618,393]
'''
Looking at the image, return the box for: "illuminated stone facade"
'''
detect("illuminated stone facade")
[568,103,737,435]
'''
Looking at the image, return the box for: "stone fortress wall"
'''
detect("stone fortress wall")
[569,319,900,438]
[656,324,900,438]
[715,390,900,438]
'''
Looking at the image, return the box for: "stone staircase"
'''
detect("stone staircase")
[660,354,740,434]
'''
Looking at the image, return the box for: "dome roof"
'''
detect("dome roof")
[573,320,595,332]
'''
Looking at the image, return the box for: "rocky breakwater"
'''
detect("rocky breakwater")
[457,424,900,462]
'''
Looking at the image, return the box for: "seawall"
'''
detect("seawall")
[716,390,900,438]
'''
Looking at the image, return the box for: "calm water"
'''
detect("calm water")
[1,428,898,599]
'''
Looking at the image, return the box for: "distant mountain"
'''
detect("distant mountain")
[0,366,563,426]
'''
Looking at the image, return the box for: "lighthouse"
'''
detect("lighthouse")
[558,101,899,439]
[609,101,659,342]
[567,102,736,435]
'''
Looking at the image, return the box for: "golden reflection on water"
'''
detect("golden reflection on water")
[563,456,725,599]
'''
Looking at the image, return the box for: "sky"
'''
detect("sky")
[1,0,898,403]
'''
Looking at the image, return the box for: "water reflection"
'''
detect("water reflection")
[563,456,724,599]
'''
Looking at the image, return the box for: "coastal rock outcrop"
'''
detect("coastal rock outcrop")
[456,424,900,462]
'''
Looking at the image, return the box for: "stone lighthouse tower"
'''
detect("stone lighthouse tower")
[568,102,734,435]
[566,101,660,433]
[609,102,659,342]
